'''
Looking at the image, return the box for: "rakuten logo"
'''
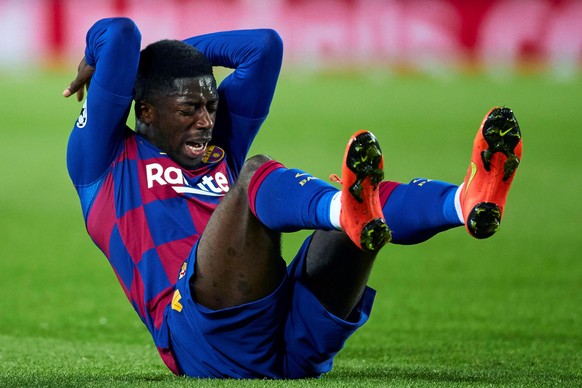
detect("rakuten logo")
[146,163,229,197]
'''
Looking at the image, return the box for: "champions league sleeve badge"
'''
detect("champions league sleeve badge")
[76,100,88,128]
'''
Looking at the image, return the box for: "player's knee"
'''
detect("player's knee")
[245,154,273,168]
[237,154,273,190]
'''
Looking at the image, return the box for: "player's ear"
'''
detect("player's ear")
[137,100,154,124]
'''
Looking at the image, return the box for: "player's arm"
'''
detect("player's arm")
[183,29,283,167]
[65,18,141,186]
[184,29,283,119]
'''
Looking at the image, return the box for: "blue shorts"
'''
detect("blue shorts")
[166,234,376,379]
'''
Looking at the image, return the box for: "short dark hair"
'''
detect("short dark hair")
[135,39,214,102]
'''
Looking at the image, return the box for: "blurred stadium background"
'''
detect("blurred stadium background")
[2,0,582,77]
[1,0,580,386]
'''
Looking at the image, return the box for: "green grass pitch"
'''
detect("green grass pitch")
[0,68,580,387]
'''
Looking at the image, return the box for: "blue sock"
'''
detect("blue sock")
[383,179,462,245]
[249,162,338,232]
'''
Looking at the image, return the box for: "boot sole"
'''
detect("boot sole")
[468,107,521,239]
[346,132,391,251]
[347,132,385,202]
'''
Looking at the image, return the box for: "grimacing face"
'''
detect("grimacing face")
[139,76,219,170]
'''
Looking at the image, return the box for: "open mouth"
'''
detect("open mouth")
[185,141,208,158]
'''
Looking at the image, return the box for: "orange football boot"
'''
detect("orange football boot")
[331,130,391,252]
[460,107,522,239]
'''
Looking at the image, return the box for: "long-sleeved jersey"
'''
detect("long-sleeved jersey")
[66,18,282,372]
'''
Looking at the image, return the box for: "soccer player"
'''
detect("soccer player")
[64,18,522,379]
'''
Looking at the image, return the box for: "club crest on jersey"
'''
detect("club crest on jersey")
[202,145,225,164]
[178,262,187,279]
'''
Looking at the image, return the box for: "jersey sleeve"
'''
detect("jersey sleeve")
[66,18,141,187]
[183,29,283,172]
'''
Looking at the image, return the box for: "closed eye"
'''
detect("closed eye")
[178,101,217,116]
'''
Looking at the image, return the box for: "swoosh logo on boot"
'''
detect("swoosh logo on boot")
[465,162,478,195]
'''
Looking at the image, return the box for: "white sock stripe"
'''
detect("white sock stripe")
[455,183,465,224]
[330,191,342,230]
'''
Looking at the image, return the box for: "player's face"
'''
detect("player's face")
[147,76,218,169]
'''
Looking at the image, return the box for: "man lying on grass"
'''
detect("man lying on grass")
[64,17,522,378]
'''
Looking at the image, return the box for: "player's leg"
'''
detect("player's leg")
[193,155,287,310]
[280,130,389,377]
[304,130,388,319]
[378,179,463,244]
[284,129,461,320]
[174,154,322,377]
[304,230,377,319]
[195,130,390,312]
[193,152,357,310]
[175,146,382,376]
[302,106,522,320]
[263,128,458,320]
[248,130,390,252]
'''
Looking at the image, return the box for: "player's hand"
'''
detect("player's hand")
[63,56,95,102]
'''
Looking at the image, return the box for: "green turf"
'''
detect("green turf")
[0,68,580,387]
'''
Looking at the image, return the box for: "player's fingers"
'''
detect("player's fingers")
[63,78,82,98]
[62,85,74,98]
[63,57,94,99]
[76,87,85,102]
